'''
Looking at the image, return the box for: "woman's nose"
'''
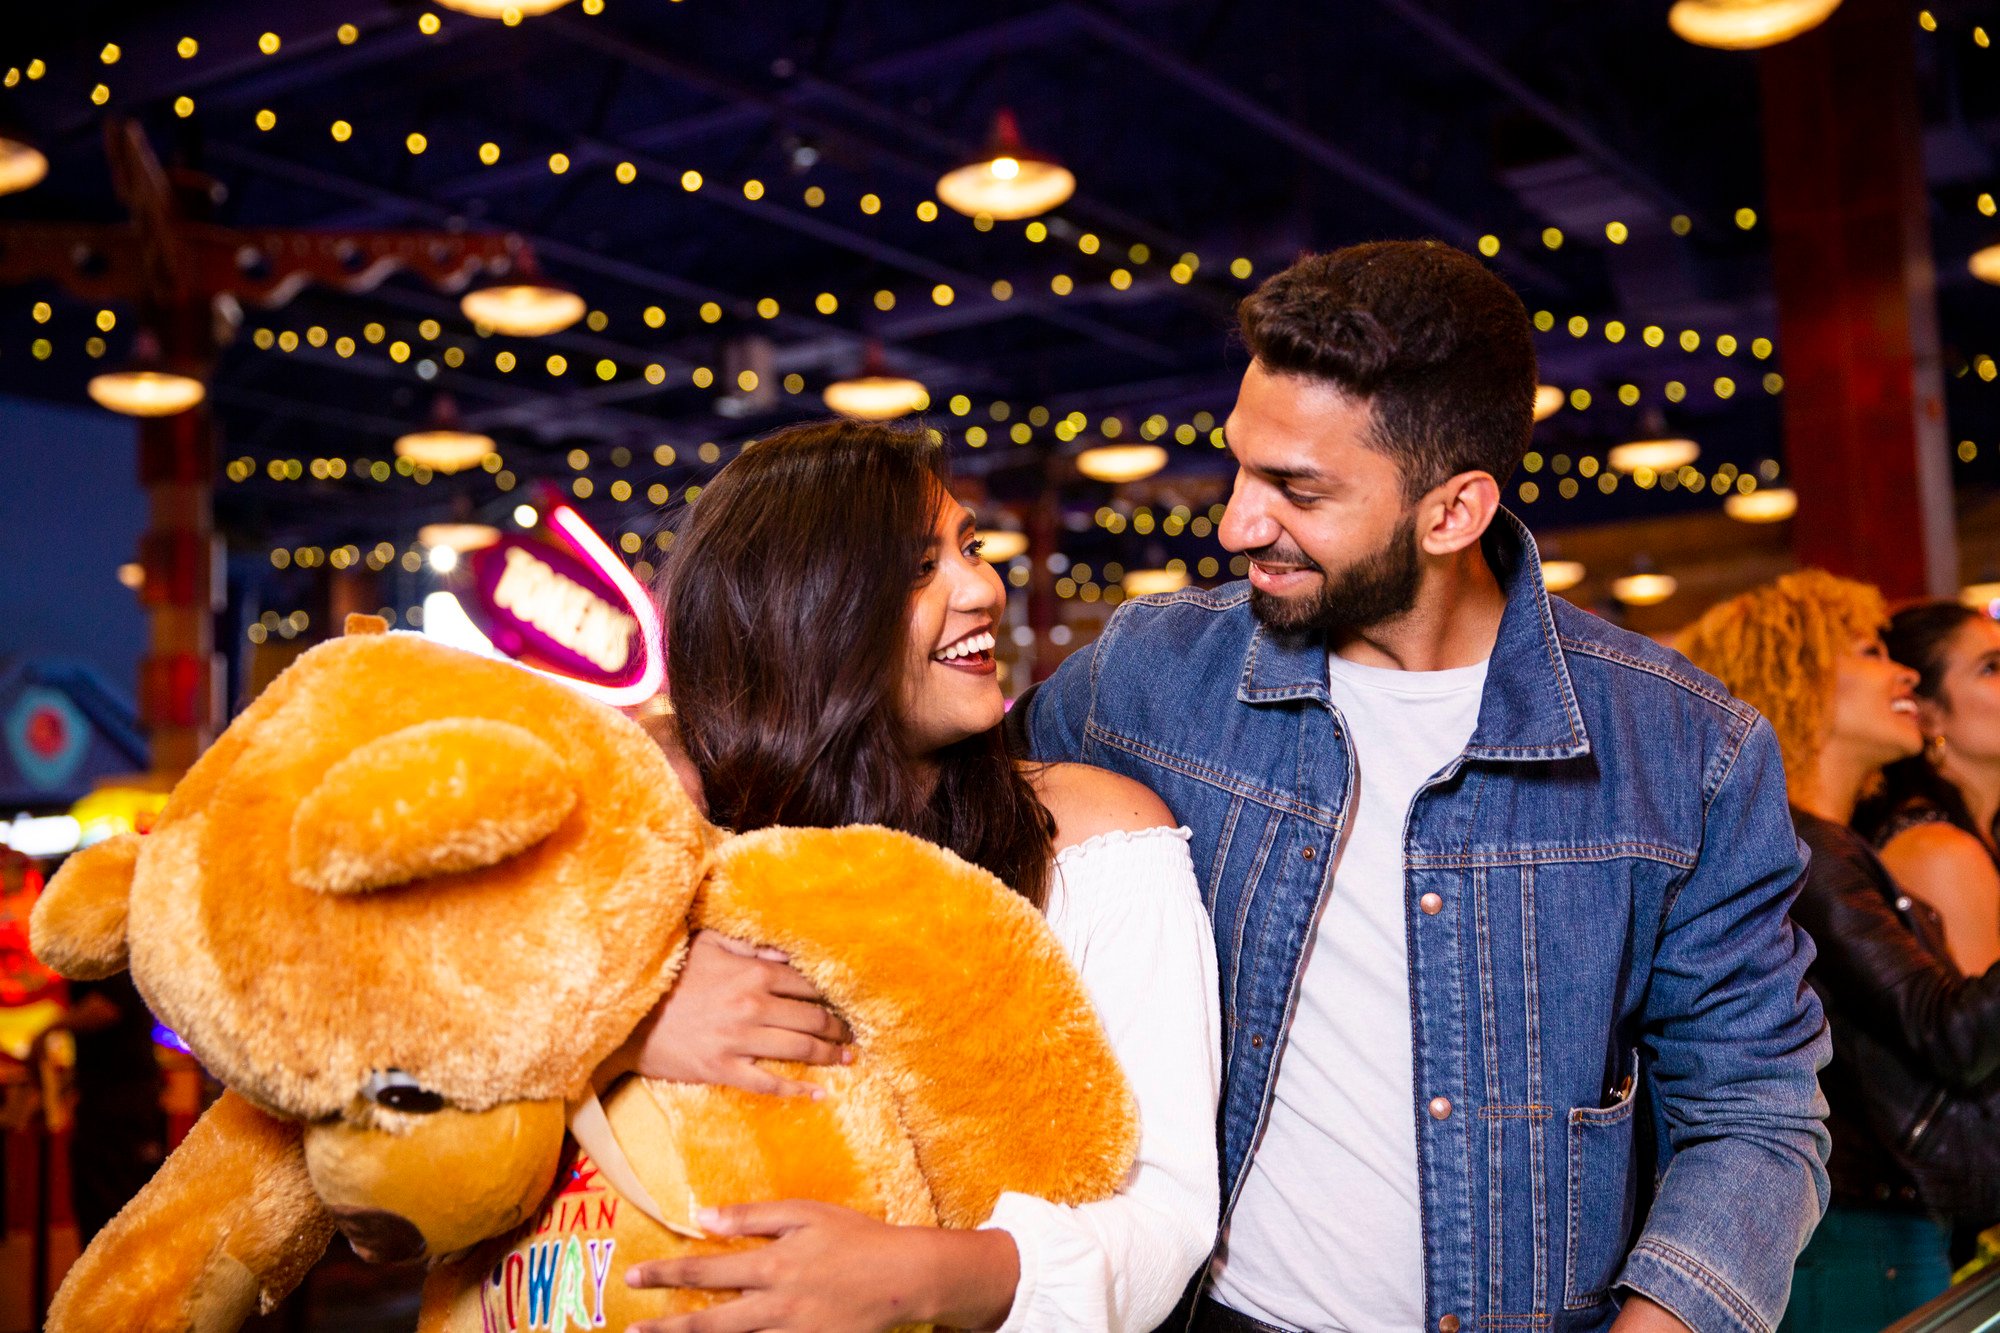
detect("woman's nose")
[954,558,1005,611]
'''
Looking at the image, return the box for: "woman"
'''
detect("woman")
[1856,602,2000,975]
[1682,571,2000,1330]
[602,420,1222,1333]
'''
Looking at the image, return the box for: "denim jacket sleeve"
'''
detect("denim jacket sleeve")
[1617,716,1831,1333]
[1015,637,1096,763]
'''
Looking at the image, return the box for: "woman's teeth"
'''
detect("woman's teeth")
[1890,699,1918,715]
[935,631,995,662]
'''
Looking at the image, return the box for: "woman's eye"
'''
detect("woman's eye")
[965,538,986,559]
[913,558,938,582]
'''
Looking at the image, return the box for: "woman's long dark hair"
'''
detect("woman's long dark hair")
[1857,600,1997,849]
[658,420,1053,908]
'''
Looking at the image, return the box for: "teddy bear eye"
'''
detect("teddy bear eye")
[361,1070,446,1115]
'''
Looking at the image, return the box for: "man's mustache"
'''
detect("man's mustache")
[1246,543,1323,573]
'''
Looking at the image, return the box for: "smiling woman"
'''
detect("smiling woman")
[1682,572,2000,1330]
[633,418,1221,1333]
[656,420,1051,906]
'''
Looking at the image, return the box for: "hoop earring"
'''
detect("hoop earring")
[1925,733,1948,767]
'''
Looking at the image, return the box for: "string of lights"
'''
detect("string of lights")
[0,4,1782,306]
[1917,8,1994,50]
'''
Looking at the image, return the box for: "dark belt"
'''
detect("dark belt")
[1190,1297,1299,1333]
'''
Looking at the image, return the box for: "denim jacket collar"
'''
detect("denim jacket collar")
[1235,508,1591,763]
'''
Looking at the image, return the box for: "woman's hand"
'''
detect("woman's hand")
[599,932,852,1098]
[624,1201,1020,1333]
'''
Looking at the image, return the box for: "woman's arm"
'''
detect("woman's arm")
[626,1205,1020,1333]
[595,930,851,1099]
[973,815,1221,1333]
[628,772,1222,1333]
[1880,823,2000,976]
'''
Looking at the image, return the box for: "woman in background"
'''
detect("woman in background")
[1682,571,2000,1332]
[1856,601,2000,976]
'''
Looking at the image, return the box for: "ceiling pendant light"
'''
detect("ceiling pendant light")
[1971,244,2000,286]
[1541,560,1587,592]
[460,282,586,337]
[1607,438,1701,473]
[0,135,48,196]
[822,345,929,421]
[975,530,1029,563]
[417,522,503,552]
[434,0,575,17]
[1075,444,1168,483]
[87,333,205,417]
[1612,566,1678,607]
[936,110,1076,222]
[88,368,207,417]
[1669,0,1842,50]
[1123,568,1190,597]
[1533,385,1565,422]
[396,396,497,474]
[1723,487,1799,523]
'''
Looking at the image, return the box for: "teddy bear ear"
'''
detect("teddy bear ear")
[31,831,141,979]
[289,718,577,894]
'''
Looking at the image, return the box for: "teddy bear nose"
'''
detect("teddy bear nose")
[329,1205,428,1265]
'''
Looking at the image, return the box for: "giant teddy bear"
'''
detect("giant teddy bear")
[30,615,1138,1332]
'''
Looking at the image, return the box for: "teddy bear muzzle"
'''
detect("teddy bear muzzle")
[302,1093,569,1264]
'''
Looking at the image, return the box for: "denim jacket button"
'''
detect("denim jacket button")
[1439,1315,1462,1333]
[1250,1034,1264,1048]
[1428,1096,1453,1120]
[1419,892,1444,915]
[1301,846,1316,861]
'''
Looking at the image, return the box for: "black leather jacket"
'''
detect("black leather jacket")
[1790,807,2000,1216]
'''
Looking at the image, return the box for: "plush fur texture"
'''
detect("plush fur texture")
[44,1091,334,1332]
[29,831,139,979]
[32,623,1139,1332]
[290,717,578,895]
[701,826,1141,1228]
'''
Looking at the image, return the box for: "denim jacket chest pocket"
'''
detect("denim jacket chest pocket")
[1421,845,1689,1317]
[1412,756,1704,1314]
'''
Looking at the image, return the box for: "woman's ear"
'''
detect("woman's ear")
[32,832,142,979]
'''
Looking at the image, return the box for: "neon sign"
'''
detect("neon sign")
[444,503,664,707]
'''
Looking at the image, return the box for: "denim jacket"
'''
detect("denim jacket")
[1017,513,1831,1333]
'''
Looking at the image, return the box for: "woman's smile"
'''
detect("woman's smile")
[933,627,997,675]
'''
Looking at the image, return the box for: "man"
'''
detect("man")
[1012,241,1829,1333]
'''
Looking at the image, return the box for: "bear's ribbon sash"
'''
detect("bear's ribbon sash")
[567,1089,705,1239]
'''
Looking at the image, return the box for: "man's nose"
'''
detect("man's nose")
[1218,494,1272,553]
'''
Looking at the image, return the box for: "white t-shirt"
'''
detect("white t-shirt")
[1210,651,1488,1332]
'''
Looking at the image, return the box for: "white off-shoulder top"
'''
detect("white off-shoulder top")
[980,826,1222,1332]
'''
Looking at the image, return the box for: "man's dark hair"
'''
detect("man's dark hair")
[1238,240,1537,499]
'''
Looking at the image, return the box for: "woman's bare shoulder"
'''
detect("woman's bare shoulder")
[1022,761,1177,853]
[1883,821,2000,889]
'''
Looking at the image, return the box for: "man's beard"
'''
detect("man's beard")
[1247,511,1423,637]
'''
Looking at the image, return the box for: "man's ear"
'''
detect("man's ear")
[289,717,577,894]
[1418,470,1501,557]
[31,832,142,979]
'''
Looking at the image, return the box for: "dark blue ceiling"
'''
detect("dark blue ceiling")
[0,0,1996,566]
